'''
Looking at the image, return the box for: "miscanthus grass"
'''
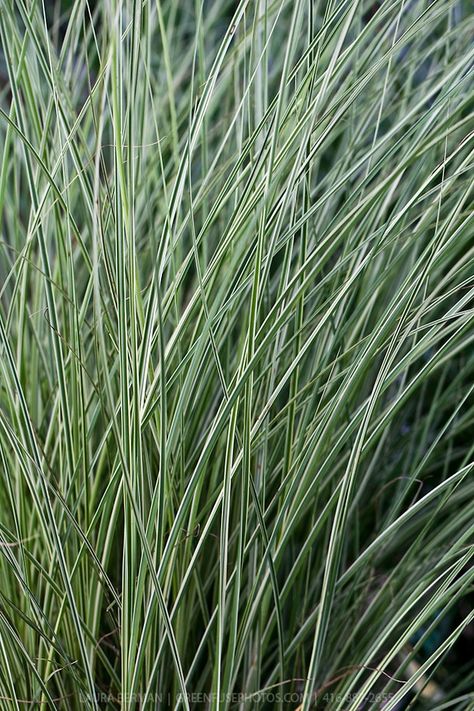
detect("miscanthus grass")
[0,0,473,708]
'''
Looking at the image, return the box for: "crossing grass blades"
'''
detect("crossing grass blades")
[0,0,473,709]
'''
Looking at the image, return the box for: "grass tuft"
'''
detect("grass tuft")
[0,0,473,709]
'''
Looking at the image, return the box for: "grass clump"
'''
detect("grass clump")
[0,0,473,708]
